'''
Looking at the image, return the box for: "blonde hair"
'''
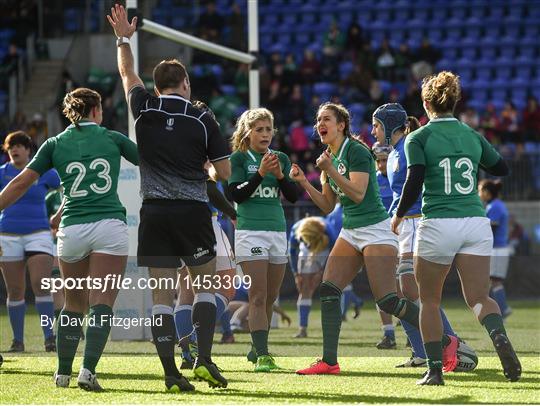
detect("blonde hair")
[62,87,101,129]
[296,217,329,255]
[231,108,274,152]
[421,71,461,115]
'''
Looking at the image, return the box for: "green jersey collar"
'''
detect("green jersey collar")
[430,117,458,122]
[334,137,350,161]
[247,148,271,162]
[67,121,98,129]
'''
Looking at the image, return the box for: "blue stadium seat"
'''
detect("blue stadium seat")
[507,4,524,18]
[523,20,540,38]
[301,13,316,25]
[282,13,297,25]
[463,17,482,39]
[313,82,337,97]
[502,18,522,38]
[349,103,366,121]
[469,3,487,19]
[220,84,236,96]
[518,40,538,59]
[483,22,502,39]
[445,19,463,40]
[488,3,505,19]
[448,1,467,19]
[491,87,508,102]
[530,2,540,18]
[467,99,487,113]
[262,14,279,26]
[339,61,355,79]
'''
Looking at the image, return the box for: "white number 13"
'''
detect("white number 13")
[439,157,474,195]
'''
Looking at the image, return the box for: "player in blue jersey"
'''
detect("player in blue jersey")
[373,142,393,212]
[374,103,466,369]
[479,179,512,319]
[371,142,398,349]
[0,131,60,353]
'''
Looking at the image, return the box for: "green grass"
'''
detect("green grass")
[1,300,539,404]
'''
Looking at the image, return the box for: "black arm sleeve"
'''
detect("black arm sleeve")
[396,165,425,218]
[482,158,509,176]
[207,180,237,220]
[228,172,264,204]
[278,177,299,203]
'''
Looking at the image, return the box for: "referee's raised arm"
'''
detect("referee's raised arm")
[107,4,144,98]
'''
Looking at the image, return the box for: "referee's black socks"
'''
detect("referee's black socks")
[151,305,182,379]
[193,293,217,361]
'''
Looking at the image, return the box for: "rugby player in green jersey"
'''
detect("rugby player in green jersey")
[228,108,298,372]
[291,103,456,376]
[0,87,139,391]
[391,71,521,385]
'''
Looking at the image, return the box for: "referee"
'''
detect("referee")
[108,5,230,390]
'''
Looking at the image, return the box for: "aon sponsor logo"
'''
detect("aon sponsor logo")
[252,185,279,198]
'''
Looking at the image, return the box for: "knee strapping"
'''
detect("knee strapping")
[397,258,414,274]
[319,281,342,303]
[376,293,405,316]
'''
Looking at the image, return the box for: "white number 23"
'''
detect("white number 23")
[66,159,112,197]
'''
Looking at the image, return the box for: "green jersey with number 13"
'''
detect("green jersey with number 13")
[405,118,501,219]
[28,121,139,227]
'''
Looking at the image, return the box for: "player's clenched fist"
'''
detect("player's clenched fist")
[315,150,332,171]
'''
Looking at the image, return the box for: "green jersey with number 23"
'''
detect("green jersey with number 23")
[28,121,139,227]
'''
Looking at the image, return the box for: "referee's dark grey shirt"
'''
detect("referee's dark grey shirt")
[129,86,230,202]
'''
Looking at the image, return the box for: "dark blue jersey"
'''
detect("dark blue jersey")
[486,198,509,247]
[387,137,422,216]
[377,172,393,212]
[0,163,60,234]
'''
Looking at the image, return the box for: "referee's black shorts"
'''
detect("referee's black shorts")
[137,199,216,268]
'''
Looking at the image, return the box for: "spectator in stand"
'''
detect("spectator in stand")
[354,123,375,148]
[358,42,378,76]
[234,64,249,100]
[522,97,540,142]
[480,103,500,143]
[322,21,345,80]
[227,2,245,50]
[498,102,520,145]
[376,39,396,81]
[282,53,300,96]
[460,107,480,130]
[198,1,224,43]
[289,120,309,156]
[305,95,322,125]
[323,21,346,59]
[303,163,321,200]
[508,215,530,256]
[403,81,424,119]
[56,70,79,128]
[345,22,366,58]
[299,49,321,85]
[342,63,372,103]
[8,111,27,133]
[286,85,306,123]
[26,113,47,149]
[394,43,413,82]
[101,97,117,130]
[415,37,441,66]
[2,43,19,75]
[368,81,384,110]
[411,38,440,81]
